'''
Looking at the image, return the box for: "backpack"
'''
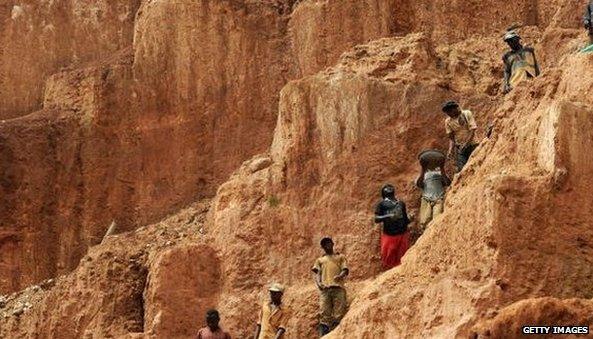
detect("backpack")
[384,199,404,220]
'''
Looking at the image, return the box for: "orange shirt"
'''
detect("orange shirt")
[257,302,288,339]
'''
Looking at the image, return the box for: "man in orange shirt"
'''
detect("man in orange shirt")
[254,283,288,339]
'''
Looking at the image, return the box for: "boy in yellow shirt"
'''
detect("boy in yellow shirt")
[312,237,349,336]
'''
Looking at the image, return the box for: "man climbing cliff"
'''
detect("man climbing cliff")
[374,184,411,270]
[416,150,451,232]
[502,31,540,93]
[254,283,288,339]
[442,101,479,172]
[584,0,593,45]
[312,237,349,336]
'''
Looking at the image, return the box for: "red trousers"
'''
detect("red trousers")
[380,232,409,270]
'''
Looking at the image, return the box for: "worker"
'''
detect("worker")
[312,237,349,336]
[374,184,411,270]
[584,1,593,45]
[442,101,479,172]
[254,283,288,339]
[502,30,540,94]
[196,309,231,339]
[417,150,451,232]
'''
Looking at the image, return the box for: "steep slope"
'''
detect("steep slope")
[1,0,593,338]
[328,42,593,339]
[0,0,578,294]
[0,0,407,294]
[1,30,503,338]
[1,0,298,293]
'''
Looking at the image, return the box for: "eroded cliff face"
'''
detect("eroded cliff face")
[1,0,593,338]
[0,0,141,119]
[1,0,297,293]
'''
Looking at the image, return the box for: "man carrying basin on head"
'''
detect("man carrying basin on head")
[416,149,451,233]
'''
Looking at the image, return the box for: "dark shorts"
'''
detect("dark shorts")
[456,144,478,172]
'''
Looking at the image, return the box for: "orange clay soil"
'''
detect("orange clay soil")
[1,0,593,338]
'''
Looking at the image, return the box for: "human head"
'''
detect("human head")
[269,283,284,305]
[320,237,334,254]
[381,184,396,199]
[205,309,220,329]
[504,31,522,50]
[441,100,461,118]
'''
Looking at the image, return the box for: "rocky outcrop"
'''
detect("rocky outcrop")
[0,202,212,338]
[1,0,593,338]
[327,53,593,338]
[0,0,141,119]
[474,297,593,338]
[1,0,423,294]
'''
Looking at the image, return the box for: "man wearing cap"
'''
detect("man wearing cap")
[254,283,288,339]
[584,1,593,45]
[312,237,349,336]
[442,101,479,172]
[502,30,540,94]
[374,184,411,270]
[196,309,231,339]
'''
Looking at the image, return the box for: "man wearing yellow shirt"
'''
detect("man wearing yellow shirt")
[253,283,288,339]
[312,237,349,336]
[502,31,540,93]
[442,100,479,172]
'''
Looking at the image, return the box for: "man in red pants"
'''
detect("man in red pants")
[374,184,411,270]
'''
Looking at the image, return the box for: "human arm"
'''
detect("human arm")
[416,168,426,189]
[334,256,349,282]
[502,54,512,93]
[274,328,286,339]
[461,111,478,149]
[273,311,288,339]
[374,202,393,223]
[447,133,456,159]
[312,260,325,290]
[401,202,411,226]
[254,306,263,339]
[445,118,456,159]
[254,325,261,339]
[440,167,452,187]
[531,50,540,76]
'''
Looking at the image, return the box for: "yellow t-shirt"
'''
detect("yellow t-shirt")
[312,254,348,288]
[257,302,288,339]
[508,49,538,88]
[445,110,478,146]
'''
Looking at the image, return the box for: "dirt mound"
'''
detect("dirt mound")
[474,297,593,338]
